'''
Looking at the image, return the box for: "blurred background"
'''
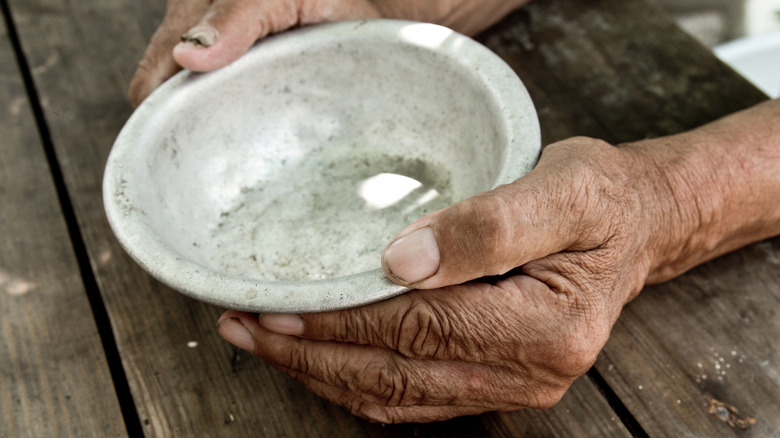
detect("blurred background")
[652,0,780,97]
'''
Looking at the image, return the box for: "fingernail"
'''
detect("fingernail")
[217,317,255,352]
[180,23,219,47]
[382,227,440,284]
[260,314,304,335]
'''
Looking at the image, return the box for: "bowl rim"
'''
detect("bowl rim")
[103,19,541,313]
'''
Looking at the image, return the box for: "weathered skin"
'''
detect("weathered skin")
[128,0,530,107]
[131,0,780,424]
[217,98,780,423]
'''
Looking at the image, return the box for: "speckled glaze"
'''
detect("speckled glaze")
[103,19,540,313]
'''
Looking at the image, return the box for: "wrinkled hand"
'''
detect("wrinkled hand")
[217,137,676,422]
[129,0,529,106]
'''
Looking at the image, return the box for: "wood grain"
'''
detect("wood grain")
[0,15,126,438]
[599,243,780,437]
[5,0,631,436]
[479,0,768,146]
[7,0,778,435]
[480,0,779,436]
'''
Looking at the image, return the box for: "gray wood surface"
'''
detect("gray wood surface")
[0,15,126,438]
[600,246,780,437]
[479,0,768,146]
[478,0,778,436]
[5,0,629,436]
[2,0,778,435]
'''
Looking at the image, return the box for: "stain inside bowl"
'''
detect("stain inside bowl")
[105,20,540,311]
[109,19,543,294]
[205,141,454,281]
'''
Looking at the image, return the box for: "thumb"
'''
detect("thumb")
[172,0,381,73]
[381,161,588,289]
[172,0,293,73]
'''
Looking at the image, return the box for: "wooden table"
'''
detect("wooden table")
[1,0,778,436]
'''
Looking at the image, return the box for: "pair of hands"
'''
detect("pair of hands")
[131,0,759,423]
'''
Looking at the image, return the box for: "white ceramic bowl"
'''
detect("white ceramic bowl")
[104,19,540,312]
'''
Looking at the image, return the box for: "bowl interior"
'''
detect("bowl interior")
[126,23,514,282]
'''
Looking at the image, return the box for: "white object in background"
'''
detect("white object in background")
[745,0,780,35]
[715,31,780,98]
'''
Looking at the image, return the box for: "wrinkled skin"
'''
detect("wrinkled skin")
[218,99,780,422]
[133,0,780,425]
[216,138,666,422]
[129,0,529,106]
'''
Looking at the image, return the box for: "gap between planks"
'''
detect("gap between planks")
[0,0,144,435]
[588,368,650,438]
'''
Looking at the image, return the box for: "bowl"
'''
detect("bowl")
[104,19,540,313]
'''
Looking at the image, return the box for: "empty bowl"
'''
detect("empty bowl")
[103,19,540,312]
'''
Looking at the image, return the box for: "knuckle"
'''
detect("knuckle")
[338,310,367,343]
[395,299,451,359]
[284,341,310,374]
[545,136,613,161]
[133,55,156,77]
[351,357,414,408]
[448,194,516,275]
[563,161,601,218]
[338,305,401,348]
[528,386,568,410]
[558,160,626,242]
[554,324,604,377]
[128,53,172,107]
[393,295,482,361]
[488,369,569,410]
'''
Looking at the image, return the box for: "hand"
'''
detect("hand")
[217,137,672,422]
[218,97,780,422]
[128,0,530,107]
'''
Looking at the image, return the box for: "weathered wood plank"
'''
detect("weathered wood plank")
[479,0,768,146]
[481,0,779,436]
[7,0,632,436]
[0,14,126,438]
[599,244,780,436]
[4,1,373,434]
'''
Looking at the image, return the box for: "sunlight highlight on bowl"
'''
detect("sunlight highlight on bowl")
[103,19,540,312]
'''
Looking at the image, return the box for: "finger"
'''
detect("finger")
[129,0,210,107]
[258,276,559,365]
[217,312,543,409]
[266,363,491,423]
[381,137,615,289]
[173,0,380,72]
[172,0,295,73]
